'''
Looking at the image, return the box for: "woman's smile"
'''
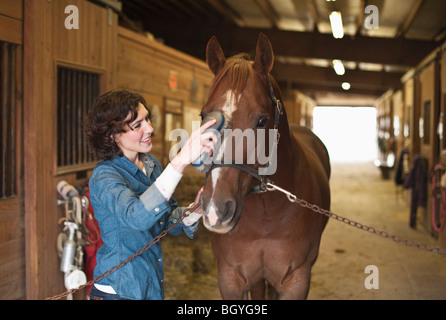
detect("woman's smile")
[141,135,152,145]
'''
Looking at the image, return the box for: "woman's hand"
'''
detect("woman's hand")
[191,186,204,215]
[182,187,204,226]
[170,120,217,173]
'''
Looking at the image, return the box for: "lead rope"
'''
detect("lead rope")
[46,202,200,300]
[265,182,446,256]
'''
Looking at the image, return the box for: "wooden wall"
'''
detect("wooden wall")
[0,0,215,300]
[283,89,316,129]
[375,90,395,166]
[392,90,404,154]
[23,0,117,299]
[116,27,214,166]
[0,0,24,300]
[403,76,419,155]
[419,59,440,168]
[376,43,446,246]
[437,47,446,248]
[404,51,441,235]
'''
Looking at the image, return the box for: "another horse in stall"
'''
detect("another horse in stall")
[198,33,331,299]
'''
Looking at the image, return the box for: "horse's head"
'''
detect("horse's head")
[200,33,284,234]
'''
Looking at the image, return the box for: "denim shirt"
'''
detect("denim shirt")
[89,153,198,300]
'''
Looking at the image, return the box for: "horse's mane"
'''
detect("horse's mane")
[209,53,252,98]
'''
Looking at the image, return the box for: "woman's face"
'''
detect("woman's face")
[114,103,154,161]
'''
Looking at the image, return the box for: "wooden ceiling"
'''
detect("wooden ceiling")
[112,0,445,105]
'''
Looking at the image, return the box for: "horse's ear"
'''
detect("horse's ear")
[206,36,226,75]
[253,33,274,77]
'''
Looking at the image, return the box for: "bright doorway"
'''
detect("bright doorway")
[313,106,377,163]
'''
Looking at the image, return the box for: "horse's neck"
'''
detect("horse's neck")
[274,121,296,186]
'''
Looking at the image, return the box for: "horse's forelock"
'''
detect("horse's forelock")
[209,53,253,99]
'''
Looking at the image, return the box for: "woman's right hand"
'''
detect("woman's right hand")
[170,120,217,173]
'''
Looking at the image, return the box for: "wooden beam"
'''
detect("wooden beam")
[254,0,280,28]
[304,0,319,32]
[167,0,204,21]
[271,62,403,90]
[0,15,22,45]
[396,0,425,38]
[142,22,440,67]
[355,0,366,36]
[282,80,385,97]
[204,0,245,27]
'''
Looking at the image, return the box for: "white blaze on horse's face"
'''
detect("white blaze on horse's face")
[205,89,239,231]
[221,89,238,116]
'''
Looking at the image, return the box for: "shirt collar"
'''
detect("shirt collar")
[111,154,155,177]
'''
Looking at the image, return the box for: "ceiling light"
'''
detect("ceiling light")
[332,59,345,75]
[342,82,351,90]
[329,11,344,39]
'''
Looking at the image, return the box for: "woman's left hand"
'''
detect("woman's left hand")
[192,187,204,214]
[183,187,204,226]
[171,120,217,173]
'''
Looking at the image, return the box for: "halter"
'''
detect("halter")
[205,76,284,194]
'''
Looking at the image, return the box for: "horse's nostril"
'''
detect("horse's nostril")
[205,198,236,227]
[221,199,236,222]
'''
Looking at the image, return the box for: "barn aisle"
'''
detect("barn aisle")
[308,162,446,300]
[163,162,446,300]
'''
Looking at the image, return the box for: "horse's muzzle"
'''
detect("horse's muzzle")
[202,197,238,234]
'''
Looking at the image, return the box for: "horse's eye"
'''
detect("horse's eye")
[256,116,267,128]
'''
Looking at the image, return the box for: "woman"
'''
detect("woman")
[85,89,216,300]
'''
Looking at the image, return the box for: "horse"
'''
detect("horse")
[198,33,331,300]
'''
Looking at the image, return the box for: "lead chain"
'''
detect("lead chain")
[266,182,446,256]
[46,202,200,300]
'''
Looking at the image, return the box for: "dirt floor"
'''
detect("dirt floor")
[162,162,446,300]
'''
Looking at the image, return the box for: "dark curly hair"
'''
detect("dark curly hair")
[85,89,151,160]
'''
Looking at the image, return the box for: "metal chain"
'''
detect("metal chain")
[48,181,446,300]
[45,202,200,300]
[265,182,446,256]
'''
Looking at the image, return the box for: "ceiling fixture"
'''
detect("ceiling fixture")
[342,82,351,90]
[332,59,345,75]
[329,11,344,39]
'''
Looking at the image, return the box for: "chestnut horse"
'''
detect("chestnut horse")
[199,33,330,299]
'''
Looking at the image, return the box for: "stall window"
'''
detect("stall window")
[0,42,19,198]
[56,66,99,173]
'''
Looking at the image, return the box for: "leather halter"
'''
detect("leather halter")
[205,76,283,194]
